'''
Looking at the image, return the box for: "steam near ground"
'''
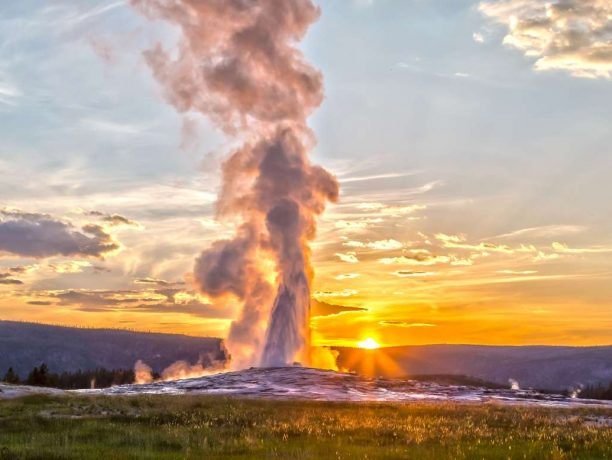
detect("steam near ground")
[133,345,342,384]
[134,359,226,384]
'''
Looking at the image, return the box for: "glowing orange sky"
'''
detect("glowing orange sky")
[1,1,612,348]
[2,205,611,347]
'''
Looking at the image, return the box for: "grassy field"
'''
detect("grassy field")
[0,395,611,459]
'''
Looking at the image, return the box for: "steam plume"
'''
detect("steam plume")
[131,0,338,368]
[134,360,154,384]
[134,342,230,383]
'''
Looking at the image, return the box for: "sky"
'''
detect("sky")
[1,0,611,348]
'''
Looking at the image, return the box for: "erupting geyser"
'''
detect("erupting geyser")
[131,0,338,368]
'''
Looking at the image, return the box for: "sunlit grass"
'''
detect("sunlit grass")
[0,394,610,459]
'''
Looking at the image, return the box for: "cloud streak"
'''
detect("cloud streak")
[42,288,231,319]
[379,321,436,328]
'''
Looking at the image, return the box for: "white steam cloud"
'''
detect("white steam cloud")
[130,0,339,368]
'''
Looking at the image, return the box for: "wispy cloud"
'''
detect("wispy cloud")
[497,270,538,275]
[355,202,427,217]
[314,289,359,299]
[80,118,144,135]
[343,239,403,250]
[335,273,361,280]
[492,225,587,239]
[0,76,21,106]
[352,0,375,9]
[435,233,515,254]
[339,172,417,184]
[391,270,436,278]
[379,321,436,328]
[48,261,92,274]
[552,242,612,254]
[336,252,359,264]
[86,211,141,229]
[134,277,173,287]
[379,254,452,266]
[40,2,125,33]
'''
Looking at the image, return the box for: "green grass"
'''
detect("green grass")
[0,395,611,459]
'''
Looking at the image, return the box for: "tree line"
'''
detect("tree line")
[576,383,612,400]
[1,364,138,389]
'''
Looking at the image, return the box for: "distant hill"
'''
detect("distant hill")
[335,345,612,391]
[2,321,610,391]
[0,321,226,379]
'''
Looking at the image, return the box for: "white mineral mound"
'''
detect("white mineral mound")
[80,367,611,408]
[4,367,611,408]
[0,383,64,399]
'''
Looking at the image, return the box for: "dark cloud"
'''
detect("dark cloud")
[133,277,184,287]
[48,288,229,319]
[54,290,138,307]
[8,266,32,274]
[135,277,170,286]
[27,300,54,306]
[128,300,233,319]
[86,211,140,228]
[0,210,120,258]
[0,272,23,285]
[392,270,436,278]
[154,288,182,303]
[0,278,23,285]
[311,300,367,317]
[92,265,111,273]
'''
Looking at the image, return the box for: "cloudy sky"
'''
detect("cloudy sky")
[1,0,611,347]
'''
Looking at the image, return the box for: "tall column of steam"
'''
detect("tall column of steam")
[131,0,338,368]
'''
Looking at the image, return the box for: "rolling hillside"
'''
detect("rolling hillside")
[0,321,225,378]
[1,321,610,391]
[336,344,612,391]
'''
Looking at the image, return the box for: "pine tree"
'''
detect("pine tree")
[2,367,20,384]
[39,363,49,385]
[27,366,40,386]
[27,364,50,386]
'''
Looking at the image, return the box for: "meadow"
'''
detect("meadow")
[0,394,611,459]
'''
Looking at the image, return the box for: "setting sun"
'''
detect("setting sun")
[357,338,381,350]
